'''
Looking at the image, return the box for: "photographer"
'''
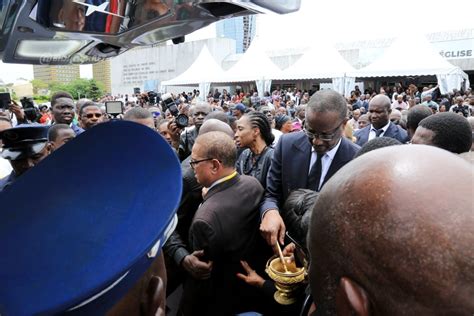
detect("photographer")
[450,96,470,117]
[0,98,31,126]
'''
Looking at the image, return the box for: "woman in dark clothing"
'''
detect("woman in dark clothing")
[235,111,274,188]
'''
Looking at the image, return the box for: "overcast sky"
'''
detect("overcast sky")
[1,0,473,83]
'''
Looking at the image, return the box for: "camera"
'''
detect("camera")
[453,105,469,117]
[0,92,11,110]
[20,97,41,122]
[161,93,188,128]
[147,91,160,105]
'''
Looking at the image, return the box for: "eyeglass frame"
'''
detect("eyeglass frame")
[303,120,345,142]
[189,157,215,169]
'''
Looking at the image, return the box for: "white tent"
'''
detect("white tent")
[213,37,283,97]
[161,45,224,100]
[350,35,469,94]
[279,44,356,97]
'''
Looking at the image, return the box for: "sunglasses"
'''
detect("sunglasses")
[85,113,102,119]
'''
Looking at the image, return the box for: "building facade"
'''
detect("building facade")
[110,38,235,95]
[92,60,112,94]
[109,28,474,96]
[216,16,256,53]
[33,65,80,85]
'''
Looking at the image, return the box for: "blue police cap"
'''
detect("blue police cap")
[0,120,182,315]
[0,124,50,161]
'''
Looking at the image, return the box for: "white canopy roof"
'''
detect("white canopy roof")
[350,35,469,79]
[161,45,223,86]
[213,37,283,83]
[280,44,356,80]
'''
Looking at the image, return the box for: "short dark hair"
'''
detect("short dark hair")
[274,114,291,131]
[307,90,347,120]
[407,105,432,132]
[355,137,403,158]
[419,112,472,154]
[48,124,73,142]
[79,101,99,116]
[204,111,230,125]
[282,189,318,249]
[123,107,152,120]
[51,91,73,107]
[195,131,237,168]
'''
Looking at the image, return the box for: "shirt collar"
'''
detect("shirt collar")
[311,137,342,160]
[371,121,390,132]
[208,170,237,190]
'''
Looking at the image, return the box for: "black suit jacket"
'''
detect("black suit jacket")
[354,122,408,146]
[181,174,265,315]
[260,132,360,216]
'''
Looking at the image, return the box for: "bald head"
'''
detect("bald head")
[194,131,236,168]
[309,145,474,315]
[199,119,234,138]
[307,90,347,121]
[368,94,392,129]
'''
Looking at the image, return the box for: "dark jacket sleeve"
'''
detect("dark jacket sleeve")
[163,167,203,266]
[259,135,284,218]
[163,230,190,266]
[259,148,274,189]
[189,219,218,261]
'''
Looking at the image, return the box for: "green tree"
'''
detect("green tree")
[49,81,73,96]
[48,79,105,100]
[88,79,104,101]
[31,79,48,95]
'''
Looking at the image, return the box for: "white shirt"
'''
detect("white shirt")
[0,156,12,179]
[272,129,282,147]
[368,121,390,141]
[308,138,342,191]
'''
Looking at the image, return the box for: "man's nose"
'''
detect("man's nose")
[312,137,324,146]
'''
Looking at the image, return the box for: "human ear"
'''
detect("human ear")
[46,142,54,154]
[336,277,371,316]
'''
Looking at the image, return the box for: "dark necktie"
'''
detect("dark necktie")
[373,128,384,137]
[308,152,324,191]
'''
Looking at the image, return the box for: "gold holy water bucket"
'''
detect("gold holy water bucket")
[265,256,306,305]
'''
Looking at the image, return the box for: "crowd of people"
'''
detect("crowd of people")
[0,82,473,315]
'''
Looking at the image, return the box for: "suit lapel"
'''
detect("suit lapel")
[356,126,370,146]
[323,138,350,187]
[291,134,311,189]
[385,122,397,138]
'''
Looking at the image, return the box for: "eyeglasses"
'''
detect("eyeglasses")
[303,121,343,142]
[189,158,214,169]
[85,113,102,119]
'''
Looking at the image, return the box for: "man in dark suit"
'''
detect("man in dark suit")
[354,94,408,146]
[180,131,265,315]
[260,90,360,246]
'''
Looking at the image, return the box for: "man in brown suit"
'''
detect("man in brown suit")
[180,131,265,315]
